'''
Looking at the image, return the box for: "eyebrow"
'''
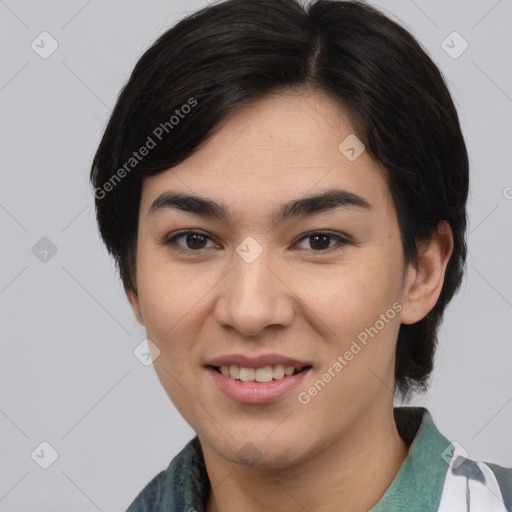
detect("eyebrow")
[148,188,372,227]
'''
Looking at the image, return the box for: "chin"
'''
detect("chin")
[208,433,315,470]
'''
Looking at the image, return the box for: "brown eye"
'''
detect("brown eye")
[295,231,349,252]
[165,230,217,253]
[183,233,208,250]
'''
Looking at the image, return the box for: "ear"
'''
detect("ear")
[126,286,145,325]
[400,221,454,325]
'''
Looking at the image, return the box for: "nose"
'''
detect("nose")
[214,244,295,337]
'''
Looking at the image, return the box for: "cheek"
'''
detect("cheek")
[135,258,210,414]
[301,259,398,330]
[297,253,402,386]
[301,269,401,411]
[136,242,213,329]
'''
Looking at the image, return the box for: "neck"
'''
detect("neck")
[203,405,410,512]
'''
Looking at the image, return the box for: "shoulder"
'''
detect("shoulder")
[124,436,209,512]
[125,468,169,512]
[438,440,512,512]
[486,461,512,511]
[394,407,512,511]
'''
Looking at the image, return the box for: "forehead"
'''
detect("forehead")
[140,91,393,223]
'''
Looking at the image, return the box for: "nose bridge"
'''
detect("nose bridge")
[215,235,294,335]
[234,238,272,294]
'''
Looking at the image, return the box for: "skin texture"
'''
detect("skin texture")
[127,90,453,512]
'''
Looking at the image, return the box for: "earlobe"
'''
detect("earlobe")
[126,287,145,325]
[399,221,453,325]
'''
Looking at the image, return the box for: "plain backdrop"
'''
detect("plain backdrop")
[0,0,511,510]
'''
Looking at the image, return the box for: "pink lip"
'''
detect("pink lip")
[205,353,310,368]
[206,366,312,404]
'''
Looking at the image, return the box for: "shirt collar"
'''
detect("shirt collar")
[369,406,452,511]
[161,406,450,512]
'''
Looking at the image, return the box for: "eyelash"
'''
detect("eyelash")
[163,229,351,255]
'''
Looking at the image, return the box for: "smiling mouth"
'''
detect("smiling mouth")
[209,364,312,383]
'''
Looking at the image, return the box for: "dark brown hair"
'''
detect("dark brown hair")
[90,0,469,401]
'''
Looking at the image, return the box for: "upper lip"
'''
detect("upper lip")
[205,353,311,369]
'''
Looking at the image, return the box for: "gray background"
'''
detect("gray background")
[1,0,511,510]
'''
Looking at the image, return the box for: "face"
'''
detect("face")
[128,90,424,468]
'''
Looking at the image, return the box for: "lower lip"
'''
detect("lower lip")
[206,367,311,404]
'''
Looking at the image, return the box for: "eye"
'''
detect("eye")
[294,231,349,252]
[164,230,218,253]
[163,229,350,254]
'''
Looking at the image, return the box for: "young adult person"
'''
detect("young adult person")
[90,1,512,510]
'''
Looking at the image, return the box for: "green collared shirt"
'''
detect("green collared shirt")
[126,407,512,511]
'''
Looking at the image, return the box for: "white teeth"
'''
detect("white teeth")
[255,366,273,383]
[229,364,240,379]
[217,363,307,382]
[239,367,255,382]
[273,365,285,379]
